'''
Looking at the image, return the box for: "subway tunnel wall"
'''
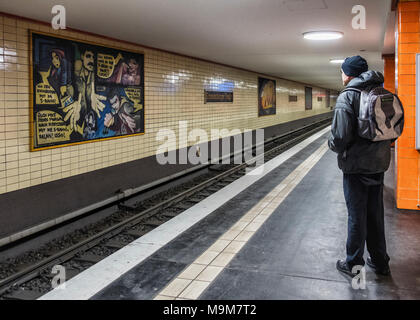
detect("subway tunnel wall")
[0,13,336,238]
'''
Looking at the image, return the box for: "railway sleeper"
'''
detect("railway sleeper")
[2,288,44,300]
[74,252,104,264]
[125,229,149,237]
[143,219,164,227]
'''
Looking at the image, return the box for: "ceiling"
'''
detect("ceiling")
[0,0,393,90]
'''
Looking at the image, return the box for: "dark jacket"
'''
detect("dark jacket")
[328,70,392,174]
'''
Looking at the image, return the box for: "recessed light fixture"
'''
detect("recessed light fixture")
[303,31,344,40]
[330,59,345,64]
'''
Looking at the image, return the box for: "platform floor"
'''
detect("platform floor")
[42,131,420,300]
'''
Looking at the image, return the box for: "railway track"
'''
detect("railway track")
[0,119,331,300]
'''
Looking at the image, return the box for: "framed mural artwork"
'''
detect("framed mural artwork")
[30,31,145,151]
[258,77,276,116]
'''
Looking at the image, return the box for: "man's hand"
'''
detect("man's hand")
[104,113,114,128]
[62,93,82,132]
[114,53,123,66]
[121,113,136,132]
[91,81,106,118]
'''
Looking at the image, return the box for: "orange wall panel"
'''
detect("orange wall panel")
[398,147,420,158]
[397,199,419,208]
[399,33,420,44]
[398,64,416,74]
[399,95,416,106]
[400,11,420,22]
[399,53,417,65]
[402,126,416,138]
[400,22,420,33]
[400,1,420,11]
[397,173,418,189]
[398,188,420,200]
[395,0,420,210]
[399,43,420,53]
[397,84,416,95]
[397,136,415,148]
[404,105,416,117]
[399,74,416,85]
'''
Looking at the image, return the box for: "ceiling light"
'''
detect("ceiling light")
[303,31,343,40]
[330,59,345,64]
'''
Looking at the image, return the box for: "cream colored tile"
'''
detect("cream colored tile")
[6,182,19,192]
[177,263,206,280]
[240,215,255,223]
[207,239,231,252]
[235,230,255,242]
[230,220,249,231]
[259,207,273,216]
[244,221,264,232]
[178,280,209,299]
[257,200,272,207]
[270,195,285,205]
[154,295,175,300]
[159,278,192,297]
[196,265,223,282]
[220,229,241,241]
[252,214,269,223]
[241,211,260,222]
[210,252,236,267]
[223,240,246,254]
[195,250,219,265]
[266,202,280,210]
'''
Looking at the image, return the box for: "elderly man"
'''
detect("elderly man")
[328,56,392,277]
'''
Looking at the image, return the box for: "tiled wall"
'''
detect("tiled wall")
[0,14,334,196]
[395,0,420,210]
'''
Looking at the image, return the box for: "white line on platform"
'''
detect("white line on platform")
[39,126,331,300]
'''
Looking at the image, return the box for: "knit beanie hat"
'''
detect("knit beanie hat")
[341,55,368,77]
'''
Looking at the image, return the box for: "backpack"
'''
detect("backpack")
[342,86,404,141]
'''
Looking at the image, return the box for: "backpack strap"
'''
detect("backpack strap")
[341,87,362,94]
[339,87,362,116]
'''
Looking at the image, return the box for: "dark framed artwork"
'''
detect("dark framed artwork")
[30,31,145,151]
[326,89,331,108]
[305,86,313,110]
[204,90,233,103]
[289,95,298,102]
[258,77,276,116]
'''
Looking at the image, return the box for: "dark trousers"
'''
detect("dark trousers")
[343,173,390,269]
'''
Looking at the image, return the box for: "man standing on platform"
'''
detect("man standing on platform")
[328,55,392,277]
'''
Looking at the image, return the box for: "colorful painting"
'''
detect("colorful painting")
[258,77,276,116]
[30,31,145,150]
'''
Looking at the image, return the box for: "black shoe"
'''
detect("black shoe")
[366,257,391,276]
[336,260,356,277]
